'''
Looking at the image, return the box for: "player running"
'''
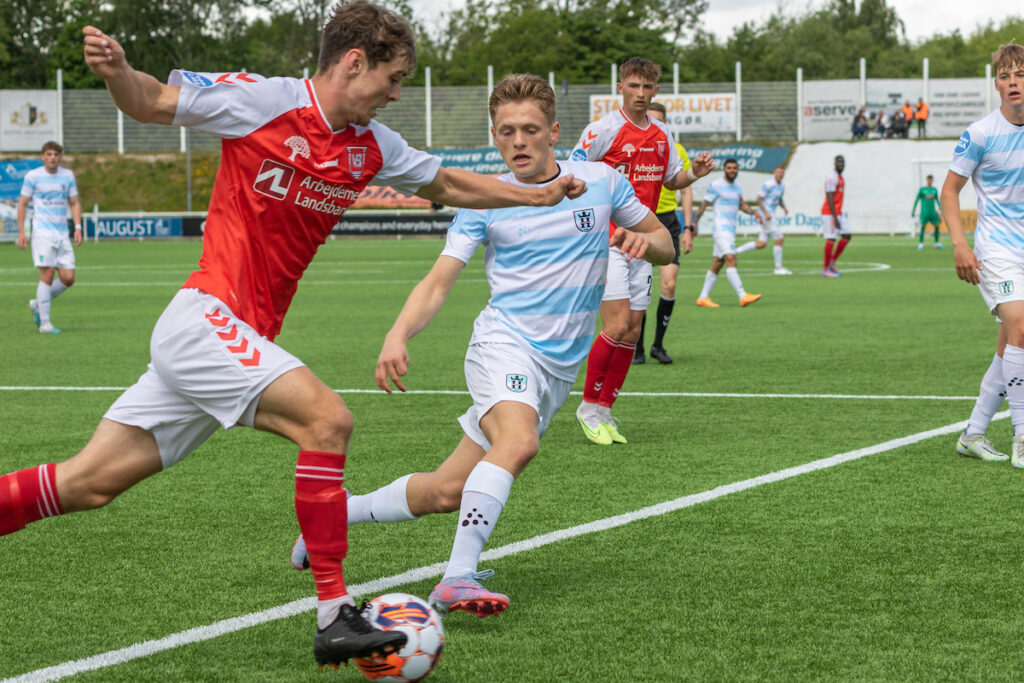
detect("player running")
[17,141,83,334]
[944,43,1024,465]
[693,159,764,307]
[0,2,584,670]
[913,174,944,250]
[570,57,713,445]
[822,155,851,277]
[736,165,791,275]
[291,73,673,616]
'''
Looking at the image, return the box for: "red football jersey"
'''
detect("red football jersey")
[169,70,441,339]
[571,109,682,229]
[821,170,845,215]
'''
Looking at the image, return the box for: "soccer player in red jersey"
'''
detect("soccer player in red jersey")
[822,154,851,277]
[570,57,713,445]
[0,1,584,669]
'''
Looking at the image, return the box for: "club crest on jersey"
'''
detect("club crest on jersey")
[1000,280,1014,296]
[253,160,294,200]
[574,208,597,232]
[506,373,527,392]
[622,143,636,158]
[955,130,971,155]
[656,140,666,156]
[571,148,588,161]
[348,147,367,179]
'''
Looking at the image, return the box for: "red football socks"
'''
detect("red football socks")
[294,451,348,601]
[599,339,636,408]
[0,463,63,536]
[582,331,618,404]
[832,237,850,263]
[823,240,835,270]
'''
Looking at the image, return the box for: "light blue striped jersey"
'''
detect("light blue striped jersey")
[442,160,648,381]
[20,166,77,232]
[950,109,1024,261]
[703,177,744,233]
[758,178,785,219]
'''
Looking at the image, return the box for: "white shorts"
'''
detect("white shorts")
[758,218,783,242]
[105,288,305,468]
[603,247,652,310]
[458,342,574,451]
[712,231,736,258]
[30,229,75,269]
[822,214,851,239]
[978,258,1024,315]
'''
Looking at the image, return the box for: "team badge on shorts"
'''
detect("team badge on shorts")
[1000,280,1014,296]
[506,373,527,392]
[573,208,596,233]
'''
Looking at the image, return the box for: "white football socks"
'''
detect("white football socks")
[36,281,52,325]
[443,461,514,580]
[725,266,746,298]
[773,245,783,268]
[966,353,1005,436]
[699,271,717,299]
[1001,345,1024,436]
[735,241,757,254]
[347,473,417,524]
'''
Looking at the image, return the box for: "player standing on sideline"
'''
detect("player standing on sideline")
[17,141,82,334]
[693,159,763,308]
[633,101,695,365]
[822,154,851,277]
[944,43,1024,465]
[0,3,585,670]
[912,174,944,250]
[291,73,674,614]
[914,97,929,138]
[735,165,791,275]
[570,57,713,444]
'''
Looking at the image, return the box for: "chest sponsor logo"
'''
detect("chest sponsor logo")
[574,208,597,232]
[614,162,630,178]
[622,143,636,158]
[253,160,294,200]
[348,147,367,179]
[506,373,527,393]
[284,136,311,162]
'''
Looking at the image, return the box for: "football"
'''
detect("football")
[354,593,445,682]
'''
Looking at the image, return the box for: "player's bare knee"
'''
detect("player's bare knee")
[662,281,676,298]
[431,477,466,513]
[603,320,630,340]
[306,395,353,451]
[59,273,75,287]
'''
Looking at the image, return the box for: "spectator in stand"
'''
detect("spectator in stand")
[914,97,929,138]
[851,106,868,139]
[891,109,908,138]
[875,108,889,138]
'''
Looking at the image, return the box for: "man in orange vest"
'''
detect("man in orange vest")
[901,100,914,138]
[914,97,929,138]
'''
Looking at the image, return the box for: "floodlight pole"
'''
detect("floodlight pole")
[796,67,803,142]
[425,66,433,149]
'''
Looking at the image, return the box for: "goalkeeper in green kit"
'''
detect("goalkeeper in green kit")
[912,174,944,250]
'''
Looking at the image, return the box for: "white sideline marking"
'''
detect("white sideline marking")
[4,411,1005,683]
[0,386,979,401]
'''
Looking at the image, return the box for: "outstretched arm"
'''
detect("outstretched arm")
[376,255,466,393]
[83,26,180,124]
[416,167,586,210]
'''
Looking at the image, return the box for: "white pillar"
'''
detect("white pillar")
[56,69,64,146]
[673,63,679,94]
[922,57,929,102]
[302,66,309,79]
[735,61,742,142]
[548,71,554,91]
[487,65,494,145]
[796,67,803,143]
[425,66,432,148]
[179,126,186,153]
[986,63,993,112]
[611,63,617,94]
[859,57,866,106]
[117,110,124,155]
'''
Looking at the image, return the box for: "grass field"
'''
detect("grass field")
[2,234,1023,682]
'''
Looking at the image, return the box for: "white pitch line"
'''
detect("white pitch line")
[3,411,1005,683]
[0,386,979,401]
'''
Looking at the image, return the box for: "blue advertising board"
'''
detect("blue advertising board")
[86,216,183,239]
[0,159,42,200]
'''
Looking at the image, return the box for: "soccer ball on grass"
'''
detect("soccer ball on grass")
[354,593,445,682]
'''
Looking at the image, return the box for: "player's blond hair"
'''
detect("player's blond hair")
[488,74,556,124]
[319,1,416,73]
[992,42,1024,74]
[620,57,661,84]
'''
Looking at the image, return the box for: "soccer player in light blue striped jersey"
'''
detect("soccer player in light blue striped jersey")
[736,165,791,274]
[944,43,1024,465]
[289,74,674,615]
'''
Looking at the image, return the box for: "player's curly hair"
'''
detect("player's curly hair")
[993,42,1024,74]
[319,1,416,74]
[489,73,556,124]
[620,57,661,84]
